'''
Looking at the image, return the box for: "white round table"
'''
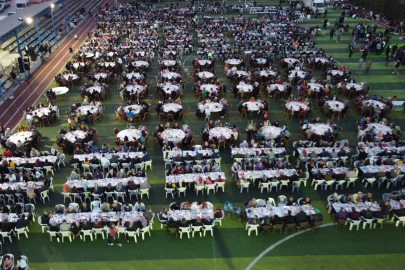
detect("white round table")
[161,129,186,143]
[95,73,109,80]
[198,60,212,66]
[63,74,78,80]
[329,70,344,76]
[106,52,116,57]
[237,84,253,92]
[162,60,176,66]
[284,58,299,64]
[203,102,223,113]
[126,73,142,79]
[27,108,51,120]
[132,61,149,67]
[159,84,179,94]
[366,123,392,134]
[209,127,233,140]
[256,58,267,64]
[346,83,364,91]
[201,84,219,94]
[76,105,99,115]
[225,59,242,65]
[288,70,306,79]
[307,83,324,91]
[362,100,386,109]
[161,72,181,80]
[325,101,345,111]
[86,86,102,95]
[285,101,309,112]
[197,72,214,79]
[260,70,277,77]
[267,84,285,92]
[84,53,94,58]
[117,129,143,142]
[72,63,85,69]
[64,130,87,143]
[53,87,69,95]
[125,85,145,95]
[162,103,182,113]
[243,101,264,111]
[123,105,143,115]
[7,131,33,145]
[99,62,116,67]
[315,57,328,63]
[234,70,248,77]
[308,124,332,135]
[261,126,283,139]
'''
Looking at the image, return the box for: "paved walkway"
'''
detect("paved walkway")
[0,0,112,131]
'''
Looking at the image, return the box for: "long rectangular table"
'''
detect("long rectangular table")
[360,165,405,174]
[238,169,296,179]
[167,209,214,221]
[245,204,315,219]
[163,150,218,158]
[332,202,381,213]
[4,156,57,164]
[0,181,44,191]
[66,177,147,188]
[49,212,144,224]
[231,147,286,157]
[74,152,144,162]
[166,172,225,183]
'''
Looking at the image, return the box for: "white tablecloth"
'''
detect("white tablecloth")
[74,152,145,161]
[285,101,309,112]
[123,105,143,115]
[7,131,33,144]
[63,74,78,80]
[234,70,248,77]
[162,103,182,113]
[99,62,116,67]
[50,212,144,224]
[260,70,277,77]
[162,60,176,66]
[126,72,142,79]
[161,72,181,79]
[315,57,328,63]
[0,181,43,191]
[76,105,99,115]
[243,101,264,111]
[307,83,323,91]
[161,129,186,143]
[117,129,143,141]
[132,61,149,67]
[267,84,285,92]
[197,71,214,78]
[325,100,345,111]
[256,58,267,64]
[261,126,283,139]
[53,87,69,95]
[95,73,109,80]
[64,130,87,143]
[209,127,233,140]
[72,63,85,69]
[201,84,219,94]
[106,52,116,57]
[198,60,211,65]
[225,59,242,65]
[125,85,146,95]
[362,100,386,109]
[329,70,344,76]
[284,58,299,64]
[346,83,363,91]
[159,84,179,94]
[166,172,225,184]
[237,83,253,92]
[27,108,51,120]
[307,123,332,135]
[66,177,146,189]
[203,102,223,113]
[86,86,102,95]
[365,123,392,135]
[288,70,306,79]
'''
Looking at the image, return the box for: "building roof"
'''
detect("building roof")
[0,0,59,39]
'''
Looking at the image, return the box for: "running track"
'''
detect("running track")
[0,0,113,131]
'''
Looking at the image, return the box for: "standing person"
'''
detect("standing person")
[365,60,372,74]
[314,8,319,19]
[393,59,401,75]
[324,9,328,19]
[322,17,328,30]
[107,223,122,246]
[336,30,342,43]
[385,43,391,60]
[329,28,335,39]
[10,70,21,85]
[349,43,354,57]
[385,53,390,67]
[357,58,364,74]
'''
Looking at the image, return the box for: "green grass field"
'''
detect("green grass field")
[3,1,405,269]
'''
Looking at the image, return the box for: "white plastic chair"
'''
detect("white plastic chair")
[92,228,105,239]
[216,182,225,192]
[364,178,376,188]
[202,224,214,236]
[165,188,175,198]
[178,226,191,239]
[361,217,374,229]
[82,229,93,241]
[348,219,361,230]
[114,191,126,202]
[140,225,151,240]
[322,180,335,190]
[139,189,149,199]
[213,210,224,226]
[278,180,290,190]
[299,172,309,187]
[128,190,139,200]
[143,160,152,170]
[205,184,216,195]
[245,223,259,236]
[44,166,54,176]
[91,201,101,212]
[38,216,48,233]
[292,181,302,193]
[395,215,405,227]
[239,182,250,193]
[259,182,270,193]
[40,190,50,204]
[0,231,12,243]
[346,177,357,188]
[195,185,205,195]
[178,187,187,197]
[278,195,287,207]
[126,229,139,242]
[48,231,59,242]
[191,225,203,237]
[314,180,325,190]
[60,231,72,242]
[62,192,72,203]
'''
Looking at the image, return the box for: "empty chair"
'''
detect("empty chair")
[348,219,361,230]
[178,226,191,239]
[278,195,287,207]
[245,222,259,236]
